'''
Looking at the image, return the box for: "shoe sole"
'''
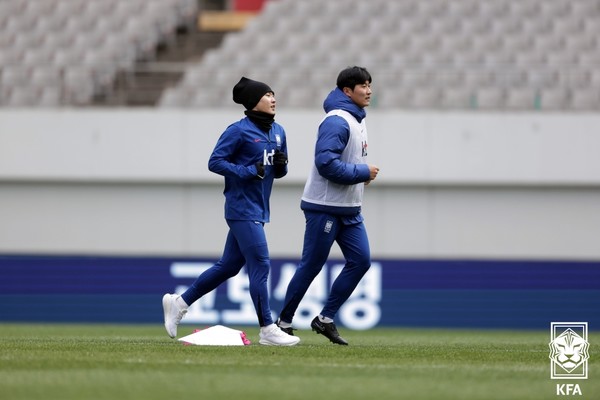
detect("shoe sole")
[258,338,300,346]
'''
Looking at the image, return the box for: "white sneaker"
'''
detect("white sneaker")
[162,293,187,338]
[259,324,301,346]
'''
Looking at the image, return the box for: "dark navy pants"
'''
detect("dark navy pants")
[181,219,273,327]
[280,210,371,323]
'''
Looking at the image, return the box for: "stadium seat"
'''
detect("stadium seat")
[2,0,598,111]
[440,87,474,109]
[38,87,63,107]
[63,67,96,105]
[514,52,546,68]
[506,0,539,19]
[30,67,62,89]
[525,70,558,89]
[538,87,569,110]
[473,87,505,110]
[151,0,598,110]
[411,87,442,109]
[159,87,189,108]
[1,65,30,88]
[0,48,19,67]
[590,70,600,87]
[539,0,571,18]
[570,1,600,18]
[570,88,600,110]
[505,88,537,110]
[6,86,38,107]
[0,0,198,107]
[558,69,591,89]
[374,88,411,109]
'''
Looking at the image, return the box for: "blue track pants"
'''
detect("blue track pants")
[181,220,273,327]
[279,210,371,323]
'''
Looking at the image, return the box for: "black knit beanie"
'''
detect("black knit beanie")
[232,77,273,110]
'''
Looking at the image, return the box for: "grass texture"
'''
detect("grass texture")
[0,324,597,400]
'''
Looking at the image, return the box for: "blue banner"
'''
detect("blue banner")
[1,255,598,329]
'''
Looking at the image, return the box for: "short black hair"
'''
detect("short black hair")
[336,66,372,90]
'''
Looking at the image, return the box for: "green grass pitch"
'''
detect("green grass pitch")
[0,324,597,400]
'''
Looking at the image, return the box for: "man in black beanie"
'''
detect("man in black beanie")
[232,77,283,137]
[233,76,273,110]
[162,77,297,346]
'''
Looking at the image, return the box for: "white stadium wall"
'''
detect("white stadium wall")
[1,109,599,260]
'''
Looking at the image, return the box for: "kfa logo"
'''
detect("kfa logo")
[556,384,582,396]
[549,322,589,379]
[549,322,589,396]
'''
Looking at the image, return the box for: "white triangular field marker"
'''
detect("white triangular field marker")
[178,325,251,346]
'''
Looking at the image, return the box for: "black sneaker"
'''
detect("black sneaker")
[276,318,296,336]
[310,316,348,345]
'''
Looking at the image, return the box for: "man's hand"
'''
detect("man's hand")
[273,150,288,179]
[273,150,288,166]
[255,162,265,179]
[365,164,379,185]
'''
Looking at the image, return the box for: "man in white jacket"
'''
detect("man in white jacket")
[277,66,379,345]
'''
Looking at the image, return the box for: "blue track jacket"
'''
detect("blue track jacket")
[209,116,287,223]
